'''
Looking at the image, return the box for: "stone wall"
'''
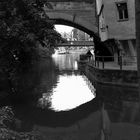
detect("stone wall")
[103,0,135,40]
[86,64,138,88]
[44,0,98,35]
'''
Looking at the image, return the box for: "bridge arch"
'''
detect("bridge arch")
[46,12,98,38]
[46,12,113,57]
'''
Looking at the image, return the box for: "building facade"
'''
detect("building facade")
[96,0,136,62]
[71,28,93,41]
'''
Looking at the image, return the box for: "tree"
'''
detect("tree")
[0,0,65,93]
[0,0,63,63]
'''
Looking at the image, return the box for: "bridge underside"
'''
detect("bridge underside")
[54,19,97,37]
[44,1,98,38]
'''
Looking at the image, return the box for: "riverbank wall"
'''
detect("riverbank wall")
[85,64,138,88]
[79,62,139,140]
[85,63,138,88]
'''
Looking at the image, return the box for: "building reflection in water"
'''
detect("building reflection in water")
[95,83,140,140]
[52,53,80,70]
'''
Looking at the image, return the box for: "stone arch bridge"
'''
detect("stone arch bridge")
[44,1,112,56]
[44,0,98,37]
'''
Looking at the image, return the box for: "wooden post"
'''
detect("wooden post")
[135,0,140,101]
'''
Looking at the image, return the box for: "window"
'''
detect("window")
[116,2,128,21]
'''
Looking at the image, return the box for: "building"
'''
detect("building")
[71,28,93,41]
[96,0,136,62]
[61,32,72,41]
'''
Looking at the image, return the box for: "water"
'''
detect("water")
[38,74,95,111]
[35,52,96,112]
[0,51,140,139]
[3,51,97,128]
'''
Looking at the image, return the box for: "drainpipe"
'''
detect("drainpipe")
[135,0,140,101]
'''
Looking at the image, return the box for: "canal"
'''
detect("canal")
[0,51,140,139]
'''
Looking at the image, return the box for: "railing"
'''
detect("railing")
[89,55,137,70]
[57,41,94,47]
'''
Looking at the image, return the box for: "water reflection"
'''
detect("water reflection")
[94,83,140,123]
[9,51,98,128]
[52,53,79,70]
[36,52,96,111]
[38,74,95,111]
[1,49,140,139]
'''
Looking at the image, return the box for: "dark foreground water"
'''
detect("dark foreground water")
[0,51,140,139]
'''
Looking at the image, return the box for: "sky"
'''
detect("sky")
[55,25,73,33]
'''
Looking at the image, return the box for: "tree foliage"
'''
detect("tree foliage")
[0,0,65,94]
[0,106,43,140]
[0,0,63,63]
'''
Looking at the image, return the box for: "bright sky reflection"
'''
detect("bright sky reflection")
[49,74,95,111]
